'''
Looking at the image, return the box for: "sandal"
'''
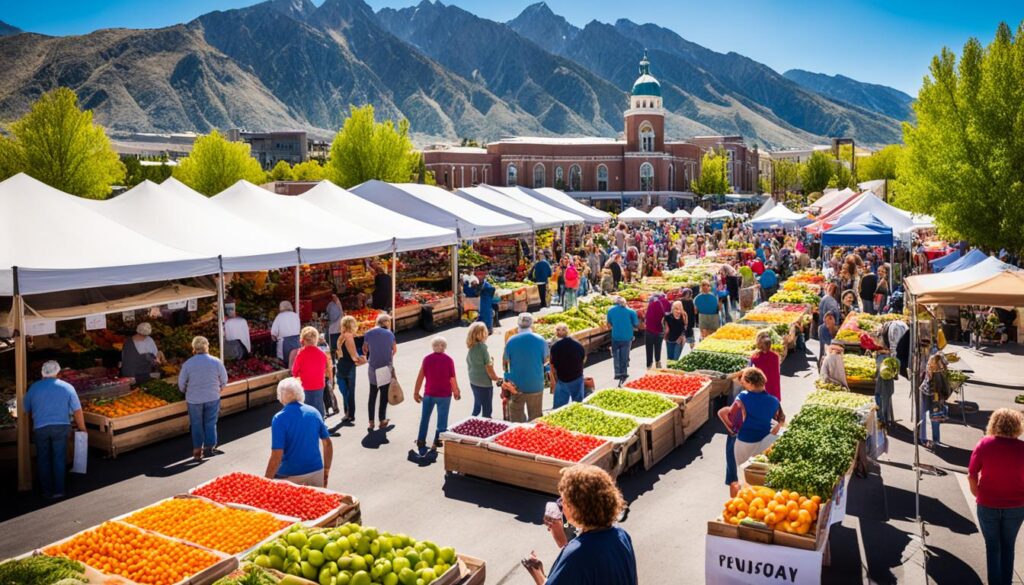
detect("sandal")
[379,419,390,430]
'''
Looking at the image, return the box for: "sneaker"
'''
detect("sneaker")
[433,438,443,449]
[656,361,663,369]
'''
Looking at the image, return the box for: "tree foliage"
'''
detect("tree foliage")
[858,144,903,182]
[173,130,268,196]
[800,151,835,194]
[896,21,1024,253]
[827,164,856,190]
[325,105,419,188]
[772,159,801,194]
[122,156,173,188]
[291,160,325,181]
[269,160,294,182]
[0,87,124,199]
[693,149,730,195]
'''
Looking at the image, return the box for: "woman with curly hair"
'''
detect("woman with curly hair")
[523,465,638,584]
[969,408,1024,585]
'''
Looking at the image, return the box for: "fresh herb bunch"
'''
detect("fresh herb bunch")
[765,460,840,501]
[668,350,749,374]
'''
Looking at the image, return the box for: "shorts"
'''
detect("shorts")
[699,313,721,332]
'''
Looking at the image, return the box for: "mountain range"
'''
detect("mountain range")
[0,1,911,148]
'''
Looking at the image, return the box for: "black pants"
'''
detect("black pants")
[368,383,390,423]
[726,275,741,303]
[537,284,548,308]
[645,331,663,368]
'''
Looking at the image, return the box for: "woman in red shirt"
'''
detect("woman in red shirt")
[969,408,1024,585]
[748,331,781,401]
[291,327,332,418]
[413,336,461,453]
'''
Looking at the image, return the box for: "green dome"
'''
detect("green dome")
[631,51,661,97]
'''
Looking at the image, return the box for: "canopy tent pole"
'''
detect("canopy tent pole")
[451,243,460,317]
[561,225,567,259]
[294,263,300,320]
[909,295,929,575]
[217,257,225,360]
[390,239,398,320]
[13,267,31,491]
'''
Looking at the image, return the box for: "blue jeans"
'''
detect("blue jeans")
[612,340,631,380]
[417,396,451,443]
[553,377,585,409]
[304,389,325,418]
[34,424,69,496]
[977,504,1024,585]
[563,288,577,309]
[666,341,682,361]
[338,368,356,418]
[470,383,493,418]
[725,434,738,485]
[918,393,941,443]
[187,400,220,450]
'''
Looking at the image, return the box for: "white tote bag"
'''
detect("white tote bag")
[72,431,88,474]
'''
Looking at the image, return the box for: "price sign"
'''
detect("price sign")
[122,311,135,322]
[25,319,56,336]
[85,314,107,331]
[167,301,187,310]
[187,298,198,312]
[705,534,822,585]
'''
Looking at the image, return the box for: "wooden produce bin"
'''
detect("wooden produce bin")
[247,370,290,407]
[394,303,424,332]
[642,407,684,470]
[681,383,711,438]
[526,284,542,309]
[220,379,250,417]
[84,400,190,458]
[430,296,459,326]
[444,439,614,495]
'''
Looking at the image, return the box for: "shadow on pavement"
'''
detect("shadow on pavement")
[441,473,549,525]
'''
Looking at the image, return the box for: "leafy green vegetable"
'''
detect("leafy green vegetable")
[668,350,748,374]
[804,391,876,410]
[541,404,638,438]
[0,556,86,584]
[587,389,676,418]
[139,378,183,403]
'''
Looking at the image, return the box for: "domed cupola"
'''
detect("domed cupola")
[629,51,662,110]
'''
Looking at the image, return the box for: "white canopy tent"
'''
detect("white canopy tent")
[210,180,395,264]
[349,180,530,240]
[748,203,810,230]
[483,185,585,227]
[673,208,691,219]
[455,186,565,230]
[808,187,854,212]
[646,206,674,220]
[531,187,611,225]
[80,180,300,272]
[831,192,916,233]
[752,198,776,219]
[689,205,710,220]
[0,173,219,296]
[298,181,457,252]
[707,209,734,219]
[617,207,649,222]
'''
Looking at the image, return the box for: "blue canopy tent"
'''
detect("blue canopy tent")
[929,249,961,271]
[942,248,989,272]
[821,212,895,247]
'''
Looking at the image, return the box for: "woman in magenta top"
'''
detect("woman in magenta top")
[644,293,671,369]
[413,336,461,453]
[969,408,1024,585]
[748,331,781,401]
[291,326,332,418]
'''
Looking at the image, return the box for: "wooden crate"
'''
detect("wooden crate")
[444,440,613,495]
[84,400,190,458]
[222,379,248,398]
[220,391,249,417]
[247,370,290,407]
[682,385,711,437]
[642,407,684,470]
[706,481,835,552]
[456,554,487,585]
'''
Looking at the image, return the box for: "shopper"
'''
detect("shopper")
[325,293,345,358]
[292,326,332,418]
[265,377,333,487]
[643,293,671,369]
[749,331,781,401]
[466,322,502,418]
[371,262,393,311]
[664,301,688,361]
[529,253,553,308]
[563,259,580,309]
[503,313,549,422]
[223,303,251,361]
[819,283,842,325]
[607,296,639,385]
[840,290,858,321]
[969,409,1024,585]
[759,262,779,302]
[478,277,497,334]
[271,301,302,365]
[716,400,744,497]
[550,323,586,408]
[681,289,697,346]
[874,348,897,427]
[818,311,837,362]
[727,367,785,470]
[859,267,878,314]
[694,281,721,339]
[606,253,624,289]
[819,343,849,388]
[335,316,366,424]
[363,313,397,432]
[523,465,638,585]
[413,336,461,452]
[24,361,84,499]
[918,353,949,448]
[121,321,163,383]
[178,336,228,461]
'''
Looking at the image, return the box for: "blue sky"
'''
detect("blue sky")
[5,0,1020,94]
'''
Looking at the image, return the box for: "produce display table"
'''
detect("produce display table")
[246,369,290,408]
[444,439,615,495]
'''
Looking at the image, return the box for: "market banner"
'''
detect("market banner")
[705,535,823,585]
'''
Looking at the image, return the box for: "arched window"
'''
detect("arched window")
[507,164,517,186]
[639,122,655,153]
[640,162,654,191]
[533,163,545,189]
[554,166,564,189]
[568,165,582,192]
[471,167,477,185]
[596,165,608,192]
[668,164,675,191]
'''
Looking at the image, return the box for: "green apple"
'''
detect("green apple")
[287,546,301,563]
[336,572,351,585]
[319,567,334,585]
[349,555,367,572]
[337,556,352,570]
[420,549,435,566]
[392,557,410,573]
[253,554,271,568]
[269,555,285,571]
[363,527,379,540]
[310,534,329,551]
[288,531,308,549]
[398,568,417,585]
[382,573,399,585]
[301,561,318,580]
[350,570,371,585]
[308,549,325,567]
[324,542,342,561]
[438,547,455,564]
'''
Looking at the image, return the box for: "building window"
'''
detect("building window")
[639,122,655,153]
[640,162,654,191]
[668,164,675,191]
[596,165,608,192]
[554,166,564,189]
[568,165,582,192]
[533,163,545,189]
[507,164,517,186]
[472,167,477,185]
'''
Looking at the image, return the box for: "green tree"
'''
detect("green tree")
[121,156,173,187]
[291,159,325,181]
[693,149,730,195]
[827,164,856,190]
[325,105,419,188]
[173,130,268,196]
[269,160,294,181]
[772,159,802,194]
[858,144,903,182]
[801,151,835,194]
[757,176,771,195]
[0,87,124,198]
[896,21,1024,254]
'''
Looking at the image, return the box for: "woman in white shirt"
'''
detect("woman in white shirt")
[121,322,164,383]
[271,301,302,365]
[223,303,251,361]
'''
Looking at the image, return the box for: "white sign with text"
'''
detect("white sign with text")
[25,319,56,336]
[705,535,822,585]
[85,314,107,331]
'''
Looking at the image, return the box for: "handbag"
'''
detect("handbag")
[72,431,88,474]
[387,367,404,405]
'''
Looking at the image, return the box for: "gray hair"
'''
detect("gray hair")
[614,296,627,307]
[225,303,237,317]
[41,360,61,378]
[431,336,448,353]
[279,300,294,312]
[517,312,534,331]
[136,322,152,336]
[192,336,210,353]
[375,313,392,328]
[276,377,305,405]
[554,323,570,338]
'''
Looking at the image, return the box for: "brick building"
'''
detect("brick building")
[422,52,760,210]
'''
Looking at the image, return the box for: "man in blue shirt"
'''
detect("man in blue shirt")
[759,262,779,302]
[529,253,553,308]
[503,313,549,422]
[24,361,84,498]
[606,297,639,385]
[265,377,334,487]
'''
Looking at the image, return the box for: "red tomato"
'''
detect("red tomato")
[191,472,342,520]
[495,424,606,462]
[624,373,709,397]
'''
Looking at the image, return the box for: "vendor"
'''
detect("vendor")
[462,274,481,298]
[223,303,251,361]
[478,275,497,334]
[372,263,393,311]
[121,322,163,383]
[271,301,302,365]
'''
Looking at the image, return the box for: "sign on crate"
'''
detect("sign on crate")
[705,535,822,585]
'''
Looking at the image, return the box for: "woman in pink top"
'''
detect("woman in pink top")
[413,336,461,452]
[291,327,332,418]
[969,408,1024,585]
[748,331,781,401]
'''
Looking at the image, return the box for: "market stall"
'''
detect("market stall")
[618,207,649,223]
[531,187,612,225]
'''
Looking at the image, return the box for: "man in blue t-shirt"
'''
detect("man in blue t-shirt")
[529,253,553,308]
[503,313,550,422]
[24,360,85,498]
[265,378,334,487]
[606,297,639,385]
[759,263,779,302]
